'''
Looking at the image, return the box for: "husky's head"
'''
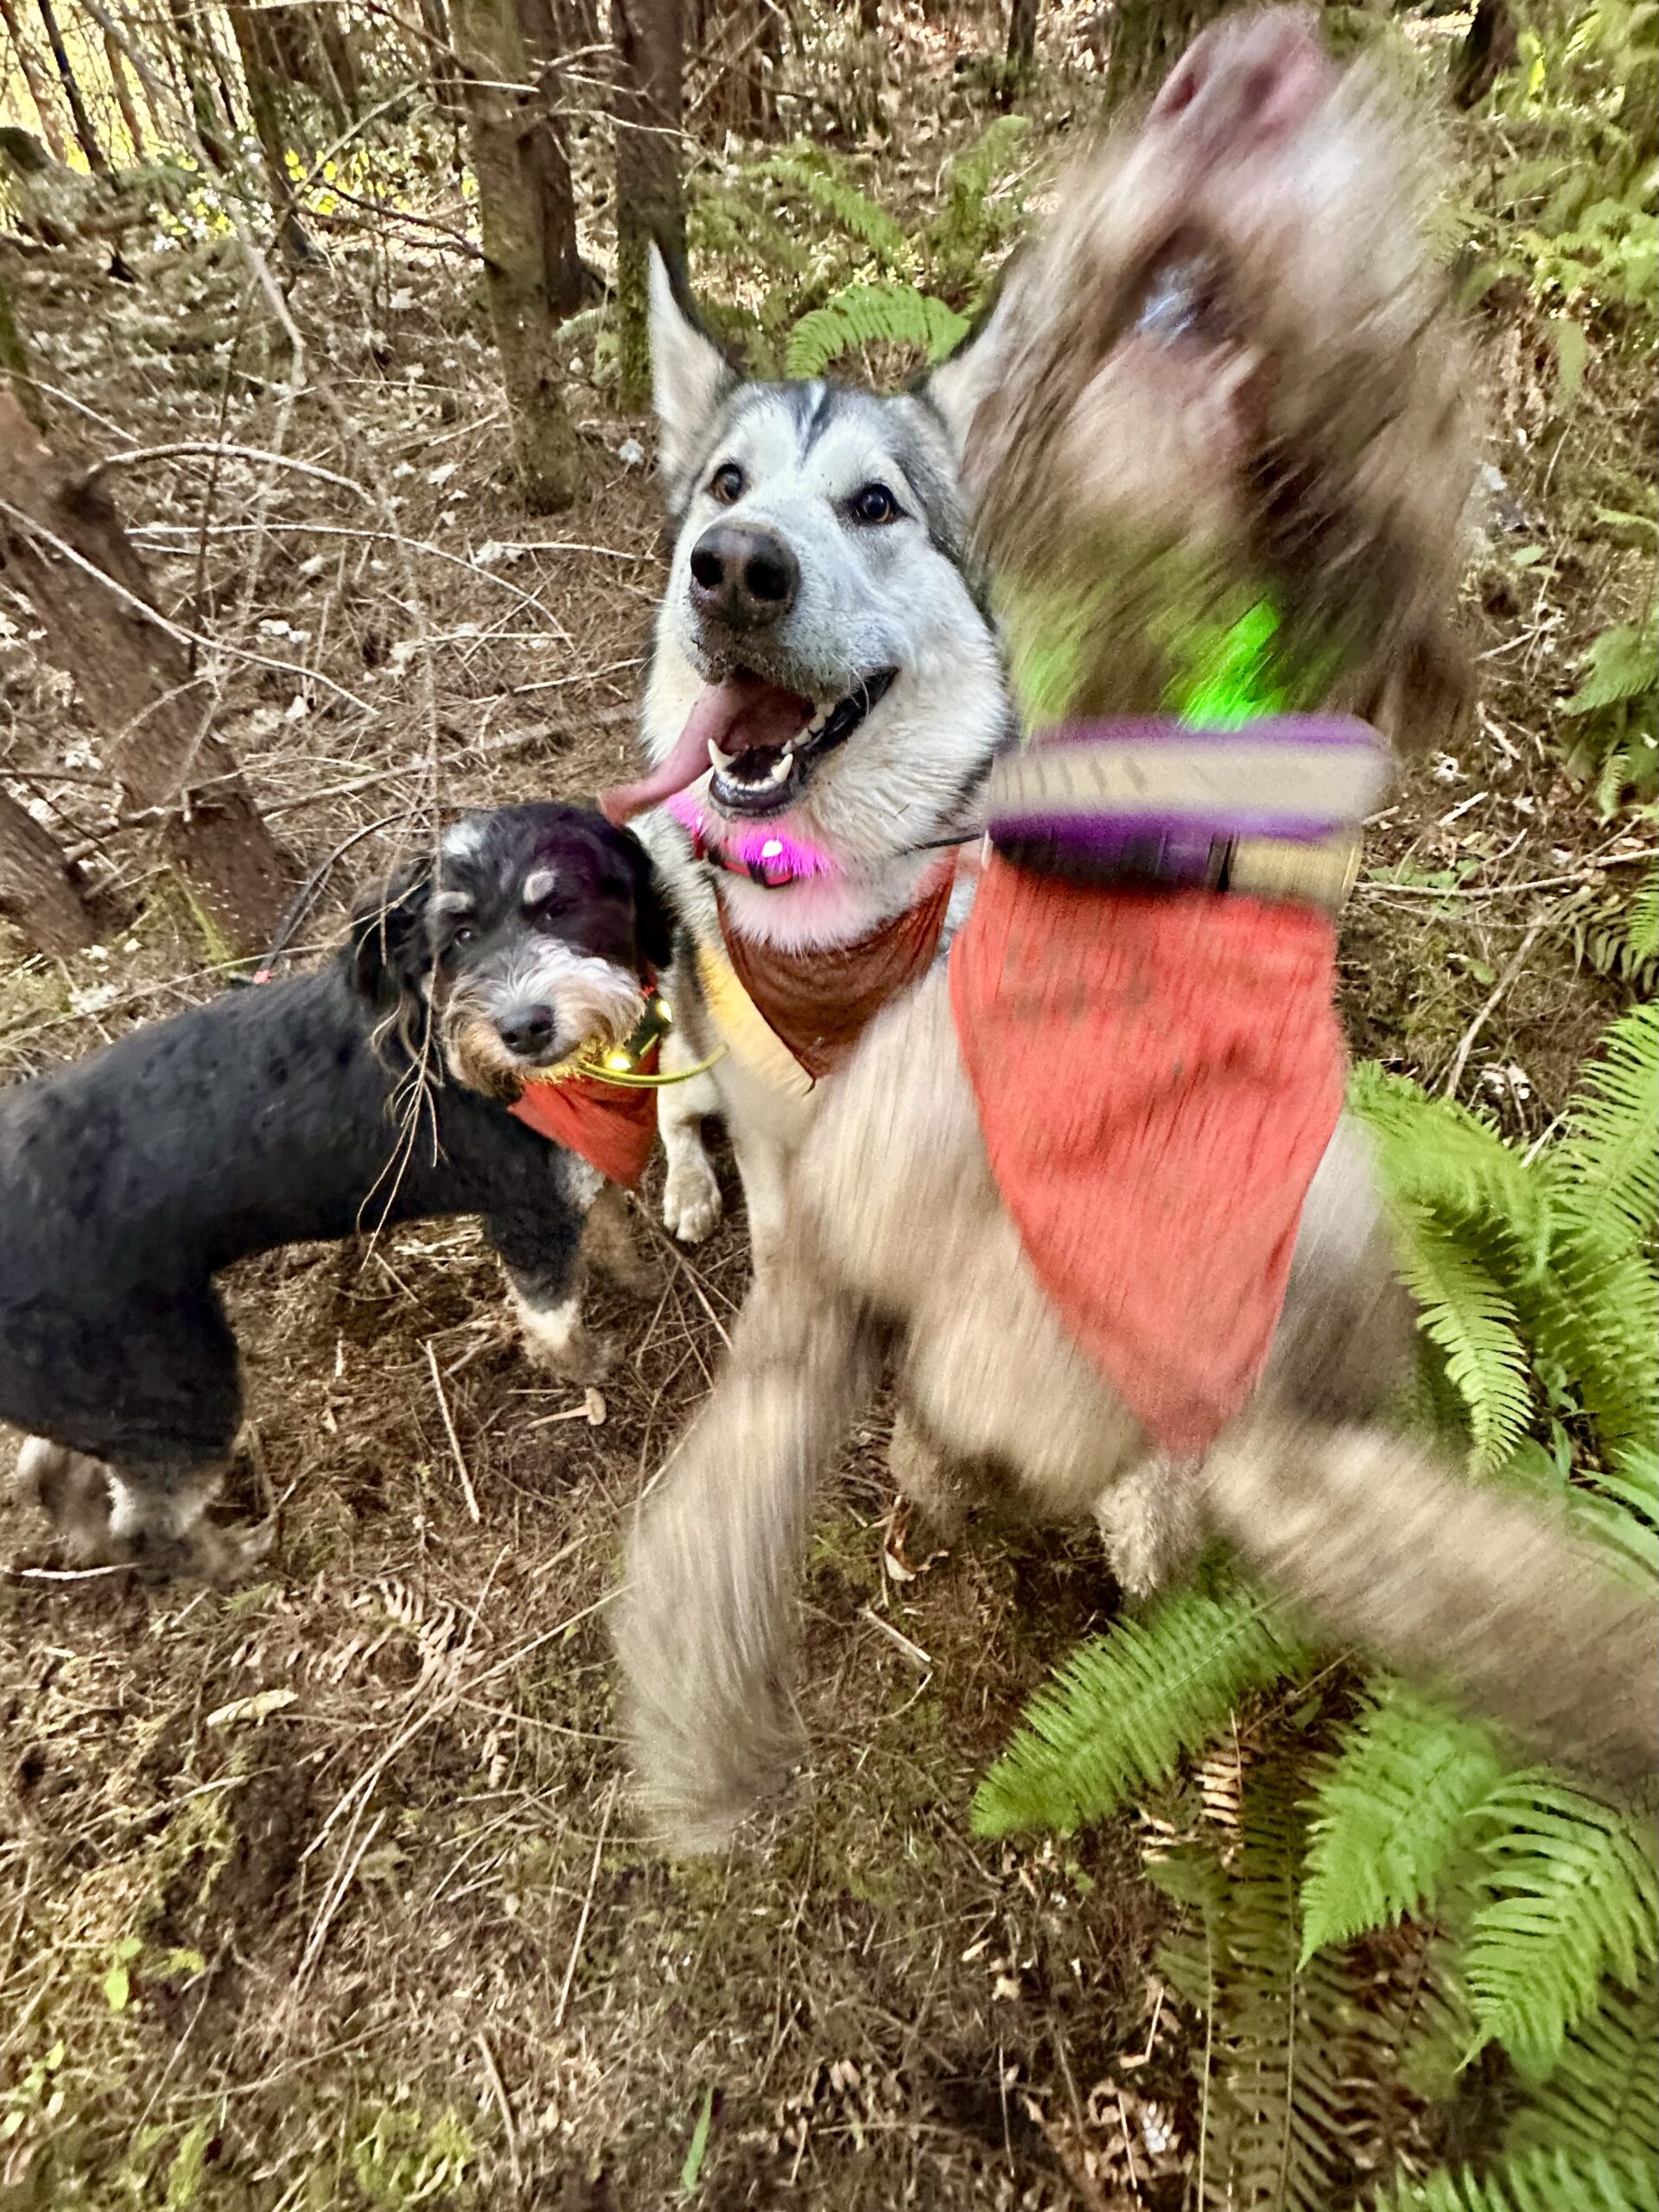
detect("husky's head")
[619,249,1007,944]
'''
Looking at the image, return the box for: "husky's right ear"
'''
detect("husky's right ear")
[922,268,1023,466]
[648,241,737,487]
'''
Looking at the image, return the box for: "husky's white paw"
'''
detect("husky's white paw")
[663,1154,722,1243]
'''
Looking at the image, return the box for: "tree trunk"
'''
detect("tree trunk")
[315,4,361,119]
[418,0,464,119]
[0,784,98,956]
[449,0,585,507]
[227,3,314,263]
[1005,0,1038,84]
[0,268,48,431]
[613,0,683,410]
[165,0,237,169]
[0,393,294,949]
[0,0,69,161]
[34,0,109,172]
[104,30,147,158]
[1104,0,1230,110]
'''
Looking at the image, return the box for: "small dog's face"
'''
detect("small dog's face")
[353,804,674,1101]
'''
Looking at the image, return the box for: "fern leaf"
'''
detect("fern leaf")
[972,1581,1306,1837]
[785,283,969,377]
[752,148,909,265]
[1513,1219,1658,1471]
[1374,2146,1659,2212]
[1464,1773,1659,2076]
[1350,1065,1551,1257]
[1202,1761,1351,2212]
[1624,867,1659,965]
[1300,1683,1503,1959]
[1563,621,1659,715]
[1389,1202,1535,1471]
[1503,1959,1659,2166]
[1553,1001,1659,1247]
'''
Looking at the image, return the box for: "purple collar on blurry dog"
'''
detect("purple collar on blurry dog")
[984,715,1392,911]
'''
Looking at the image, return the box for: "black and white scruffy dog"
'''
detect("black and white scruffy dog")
[2,801,672,1578]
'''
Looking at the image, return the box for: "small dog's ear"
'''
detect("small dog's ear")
[347,861,432,1004]
[612,824,677,976]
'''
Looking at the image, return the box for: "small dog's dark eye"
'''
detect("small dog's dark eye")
[451,924,477,947]
[709,462,745,505]
[848,481,900,526]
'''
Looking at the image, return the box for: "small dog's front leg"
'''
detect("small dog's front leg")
[489,1202,616,1382]
[582,1183,667,1299]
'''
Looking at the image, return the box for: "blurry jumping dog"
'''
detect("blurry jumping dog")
[615,11,1659,1849]
[3,802,671,1577]
[601,248,1008,1269]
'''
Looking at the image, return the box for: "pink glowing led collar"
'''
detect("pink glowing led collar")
[666,792,843,889]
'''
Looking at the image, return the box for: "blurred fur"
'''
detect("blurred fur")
[615,13,1656,1851]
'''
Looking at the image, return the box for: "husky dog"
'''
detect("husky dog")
[614,11,1659,1850]
[602,249,1008,1268]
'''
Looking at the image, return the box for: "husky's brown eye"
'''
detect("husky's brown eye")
[709,462,745,505]
[848,481,900,525]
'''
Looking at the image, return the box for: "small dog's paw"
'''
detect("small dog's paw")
[184,1516,276,1586]
[663,1157,721,1244]
[518,1308,619,1383]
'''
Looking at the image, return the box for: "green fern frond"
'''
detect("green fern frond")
[1562,620,1659,715]
[1625,867,1659,964]
[1199,1761,1353,2212]
[1504,1959,1659,2166]
[1514,1220,1659,1470]
[1349,1065,1551,1274]
[1552,1001,1659,1246]
[1374,2146,1659,2212]
[785,283,969,376]
[750,147,909,266]
[1300,1683,1503,1960]
[1389,1203,1535,1471]
[972,1580,1306,1837]
[1463,1773,1659,2077]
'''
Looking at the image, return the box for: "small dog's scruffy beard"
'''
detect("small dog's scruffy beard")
[437,950,646,1102]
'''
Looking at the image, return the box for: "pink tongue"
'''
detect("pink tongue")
[601,678,812,825]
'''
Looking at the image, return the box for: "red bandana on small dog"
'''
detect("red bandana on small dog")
[510,1048,660,1190]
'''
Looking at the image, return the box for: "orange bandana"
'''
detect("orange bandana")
[509,1046,660,1189]
[721,861,957,1083]
[950,860,1344,1455]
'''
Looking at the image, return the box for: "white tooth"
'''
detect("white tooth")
[761,752,792,786]
[709,739,735,771]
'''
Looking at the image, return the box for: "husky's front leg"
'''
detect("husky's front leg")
[616,1223,882,1850]
[658,1028,723,1244]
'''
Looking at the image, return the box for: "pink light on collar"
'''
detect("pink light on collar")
[666,791,843,888]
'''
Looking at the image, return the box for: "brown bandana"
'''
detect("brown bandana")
[721,862,957,1082]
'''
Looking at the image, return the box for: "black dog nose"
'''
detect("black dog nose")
[688,524,799,628]
[497,1003,557,1057]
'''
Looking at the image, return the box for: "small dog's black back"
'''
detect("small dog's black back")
[1,800,671,1571]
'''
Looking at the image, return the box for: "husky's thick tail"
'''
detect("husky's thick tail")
[613,1247,881,1852]
[1205,1418,1659,1786]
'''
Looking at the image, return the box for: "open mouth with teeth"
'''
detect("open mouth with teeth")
[697,669,897,816]
[599,668,899,833]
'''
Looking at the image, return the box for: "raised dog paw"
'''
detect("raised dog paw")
[663,1157,722,1244]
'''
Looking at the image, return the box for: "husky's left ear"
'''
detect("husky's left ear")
[649,241,737,489]
[922,270,1023,464]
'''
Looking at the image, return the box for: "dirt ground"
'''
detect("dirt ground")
[2,28,1653,2204]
